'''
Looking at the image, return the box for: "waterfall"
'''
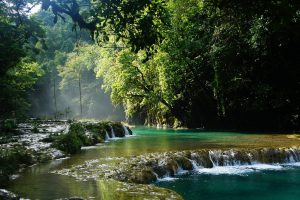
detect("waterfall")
[53,147,300,184]
[199,148,300,167]
[110,125,116,138]
[105,131,110,141]
[123,147,300,181]
[122,124,130,136]
[208,150,216,167]
[190,159,201,170]
[289,148,299,162]
[208,149,249,166]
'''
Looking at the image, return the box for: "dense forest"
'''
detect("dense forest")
[1,0,300,131]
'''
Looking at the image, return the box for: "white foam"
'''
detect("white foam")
[176,168,189,175]
[55,157,70,161]
[195,164,283,175]
[282,162,300,167]
[125,134,135,138]
[157,176,179,182]
[81,146,98,150]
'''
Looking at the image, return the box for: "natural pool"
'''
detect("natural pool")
[157,166,300,200]
[7,127,300,200]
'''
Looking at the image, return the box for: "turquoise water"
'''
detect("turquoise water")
[157,167,300,200]
[7,127,300,199]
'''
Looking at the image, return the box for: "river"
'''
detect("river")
[7,127,300,199]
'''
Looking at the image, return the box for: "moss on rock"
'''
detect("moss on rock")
[52,123,87,154]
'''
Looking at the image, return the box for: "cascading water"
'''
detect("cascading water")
[201,148,299,175]
[105,131,110,141]
[52,147,300,185]
[198,148,300,168]
[168,148,299,178]
[122,125,130,136]
[110,125,116,138]
[115,147,300,182]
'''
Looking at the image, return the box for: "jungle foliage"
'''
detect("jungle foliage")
[2,0,300,130]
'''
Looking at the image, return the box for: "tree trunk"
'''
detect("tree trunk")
[78,72,83,117]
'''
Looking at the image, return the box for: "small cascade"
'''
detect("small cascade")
[190,159,201,170]
[200,148,300,167]
[110,125,116,138]
[105,131,110,141]
[208,149,249,166]
[208,150,216,167]
[127,147,300,182]
[53,147,300,184]
[122,124,130,136]
[288,148,299,162]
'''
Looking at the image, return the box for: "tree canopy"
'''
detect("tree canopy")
[41,0,167,52]
[1,0,300,130]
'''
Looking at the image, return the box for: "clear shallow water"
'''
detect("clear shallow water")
[7,127,300,199]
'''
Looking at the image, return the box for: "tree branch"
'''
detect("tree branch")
[44,0,98,35]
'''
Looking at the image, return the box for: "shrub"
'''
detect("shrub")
[0,146,35,187]
[0,119,17,136]
[53,133,83,154]
[85,123,108,141]
[53,123,91,154]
